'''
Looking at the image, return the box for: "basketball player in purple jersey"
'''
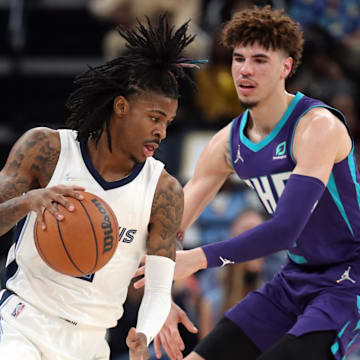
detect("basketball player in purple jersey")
[134,6,360,360]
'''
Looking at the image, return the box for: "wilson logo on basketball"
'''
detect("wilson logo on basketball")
[91,198,115,254]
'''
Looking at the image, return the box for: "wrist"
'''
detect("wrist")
[137,332,148,345]
[21,191,32,213]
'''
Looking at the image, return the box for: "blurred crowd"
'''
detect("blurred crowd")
[1,0,360,358]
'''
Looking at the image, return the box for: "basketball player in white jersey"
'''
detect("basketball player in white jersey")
[0,15,199,360]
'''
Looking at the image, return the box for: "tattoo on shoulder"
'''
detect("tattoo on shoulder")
[0,128,60,203]
[148,177,184,259]
[26,129,60,185]
[33,137,60,183]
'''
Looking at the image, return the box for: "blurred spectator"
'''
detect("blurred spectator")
[193,28,243,128]
[288,0,360,41]
[287,24,360,167]
[287,0,360,78]
[287,25,351,100]
[89,0,210,61]
[195,178,249,246]
[201,0,275,35]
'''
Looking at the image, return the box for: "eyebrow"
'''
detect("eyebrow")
[147,109,176,118]
[233,52,270,59]
[147,109,167,116]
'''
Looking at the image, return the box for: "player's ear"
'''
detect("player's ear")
[282,57,293,80]
[113,96,129,116]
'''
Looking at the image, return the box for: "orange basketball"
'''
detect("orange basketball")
[34,191,119,277]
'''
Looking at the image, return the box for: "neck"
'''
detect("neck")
[248,89,294,136]
[87,134,136,182]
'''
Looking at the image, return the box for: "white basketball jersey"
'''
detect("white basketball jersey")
[2,130,164,328]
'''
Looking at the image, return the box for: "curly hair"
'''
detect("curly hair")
[66,14,195,150]
[222,6,304,77]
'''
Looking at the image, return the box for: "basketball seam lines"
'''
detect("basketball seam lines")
[35,218,64,274]
[56,203,90,275]
[78,200,99,274]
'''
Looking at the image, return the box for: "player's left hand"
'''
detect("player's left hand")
[133,249,207,289]
[153,301,198,360]
[126,327,149,360]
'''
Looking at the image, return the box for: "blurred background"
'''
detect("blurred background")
[0,0,359,358]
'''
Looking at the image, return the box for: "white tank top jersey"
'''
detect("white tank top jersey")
[2,129,164,329]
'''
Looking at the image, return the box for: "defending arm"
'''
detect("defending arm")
[202,174,325,267]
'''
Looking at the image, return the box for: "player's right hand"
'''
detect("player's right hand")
[153,301,198,360]
[24,185,85,230]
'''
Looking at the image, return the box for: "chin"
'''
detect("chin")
[239,99,259,109]
[130,154,146,165]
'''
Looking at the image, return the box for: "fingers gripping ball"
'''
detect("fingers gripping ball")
[34,192,119,277]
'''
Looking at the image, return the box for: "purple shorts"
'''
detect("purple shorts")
[225,260,360,359]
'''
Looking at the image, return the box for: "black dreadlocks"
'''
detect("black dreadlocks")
[65,14,196,150]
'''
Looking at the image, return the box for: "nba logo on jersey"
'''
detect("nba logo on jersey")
[11,302,25,318]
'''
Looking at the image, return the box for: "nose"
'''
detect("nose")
[239,59,253,76]
[153,123,167,141]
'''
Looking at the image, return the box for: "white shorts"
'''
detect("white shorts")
[0,291,110,360]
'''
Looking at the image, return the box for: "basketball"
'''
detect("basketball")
[34,191,119,277]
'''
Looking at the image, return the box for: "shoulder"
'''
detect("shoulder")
[17,127,61,185]
[293,107,351,164]
[149,169,184,246]
[151,169,184,221]
[19,127,61,150]
[155,169,183,200]
[296,107,344,136]
[209,122,232,147]
[1,127,61,190]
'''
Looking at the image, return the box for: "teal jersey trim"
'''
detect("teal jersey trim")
[290,104,345,163]
[347,334,360,350]
[331,341,339,356]
[327,173,354,236]
[229,118,236,171]
[287,251,307,264]
[354,320,360,332]
[331,321,351,356]
[348,147,360,210]
[240,92,303,152]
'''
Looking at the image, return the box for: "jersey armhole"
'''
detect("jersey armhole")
[46,129,71,187]
[229,118,238,172]
[289,105,350,164]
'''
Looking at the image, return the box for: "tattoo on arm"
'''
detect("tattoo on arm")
[0,128,60,234]
[148,177,184,260]
[30,131,60,185]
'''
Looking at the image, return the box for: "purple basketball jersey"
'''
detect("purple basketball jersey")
[227,92,360,359]
[230,92,360,267]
